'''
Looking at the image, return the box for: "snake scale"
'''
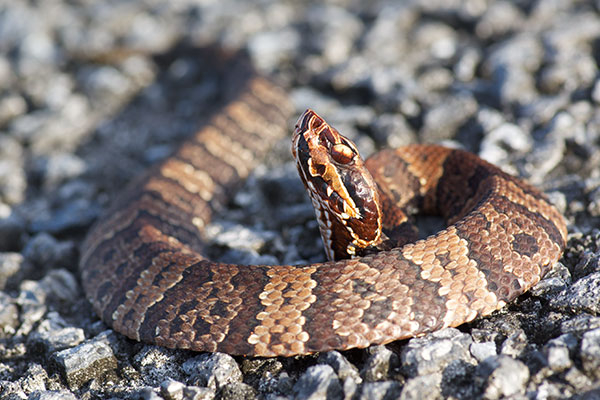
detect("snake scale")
[80,50,567,357]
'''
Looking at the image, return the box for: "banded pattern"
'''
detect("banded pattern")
[80,52,567,357]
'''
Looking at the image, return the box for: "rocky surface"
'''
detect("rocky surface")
[0,0,599,399]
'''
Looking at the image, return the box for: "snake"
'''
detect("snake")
[79,49,567,357]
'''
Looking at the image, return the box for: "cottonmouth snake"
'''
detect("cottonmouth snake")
[80,50,567,357]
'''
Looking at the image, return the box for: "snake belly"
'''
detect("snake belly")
[79,56,568,358]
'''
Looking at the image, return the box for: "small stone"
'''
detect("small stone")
[160,378,185,400]
[28,312,85,354]
[52,331,118,390]
[357,381,403,400]
[524,112,571,183]
[370,113,416,148]
[17,280,48,336]
[475,1,525,39]
[476,355,529,400]
[306,5,364,65]
[401,328,474,378]
[29,199,100,235]
[82,65,135,106]
[0,379,25,399]
[41,269,80,304]
[248,28,300,72]
[39,153,86,189]
[533,381,565,400]
[18,363,47,394]
[138,387,162,400]
[398,374,441,400]
[28,391,78,400]
[182,386,215,400]
[519,94,570,126]
[592,79,600,104]
[0,156,26,206]
[292,365,343,400]
[482,33,542,105]
[561,314,600,335]
[0,292,19,336]
[318,351,362,384]
[257,370,293,398]
[182,353,242,391]
[207,222,276,253]
[0,253,24,290]
[500,330,527,357]
[361,345,400,382]
[441,360,479,399]
[0,93,27,126]
[134,346,184,386]
[342,377,358,400]
[550,272,600,315]
[420,93,478,143]
[219,382,257,400]
[581,327,600,379]
[22,233,75,271]
[470,342,497,362]
[544,334,577,372]
[479,122,532,166]
[530,262,571,298]
[563,367,593,392]
[0,213,25,252]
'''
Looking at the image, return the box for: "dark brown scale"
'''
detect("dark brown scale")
[80,52,568,357]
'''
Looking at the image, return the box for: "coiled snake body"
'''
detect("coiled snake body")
[80,51,567,357]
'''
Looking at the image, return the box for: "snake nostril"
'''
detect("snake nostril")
[296,109,321,132]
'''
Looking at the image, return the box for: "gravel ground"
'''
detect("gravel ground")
[1,0,600,399]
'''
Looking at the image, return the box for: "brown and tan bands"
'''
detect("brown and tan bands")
[80,51,567,357]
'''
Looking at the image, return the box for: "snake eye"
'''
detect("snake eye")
[331,144,355,164]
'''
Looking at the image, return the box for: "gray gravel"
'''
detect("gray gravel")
[0,0,599,399]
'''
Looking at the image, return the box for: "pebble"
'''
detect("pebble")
[306,5,363,66]
[318,351,362,384]
[29,391,78,400]
[476,355,529,400]
[29,199,100,235]
[475,1,525,39]
[360,345,400,382]
[52,331,118,390]
[28,312,85,354]
[0,213,25,252]
[479,122,532,166]
[22,233,75,271]
[550,272,600,315]
[499,329,528,357]
[581,328,600,379]
[292,364,343,400]
[483,33,543,105]
[401,328,474,378]
[470,341,497,362]
[398,374,441,400]
[219,382,257,400]
[420,93,478,143]
[0,291,19,336]
[356,381,402,400]
[18,363,47,394]
[0,136,26,206]
[134,346,185,386]
[544,333,577,373]
[0,252,24,290]
[182,353,242,391]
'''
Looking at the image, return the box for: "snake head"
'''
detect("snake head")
[292,109,383,261]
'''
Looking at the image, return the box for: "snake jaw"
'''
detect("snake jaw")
[293,109,383,260]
